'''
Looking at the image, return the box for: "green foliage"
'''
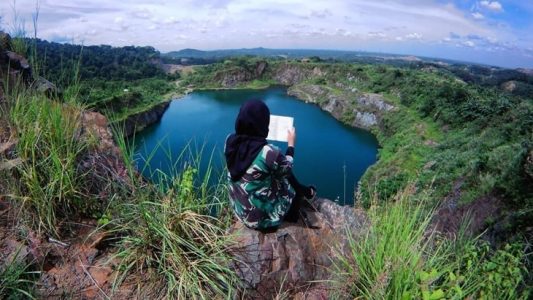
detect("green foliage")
[14,38,179,122]
[28,39,166,85]
[0,248,38,299]
[335,188,443,299]
[77,77,174,121]
[8,90,89,236]
[335,187,530,299]
[107,132,238,298]
[439,241,529,299]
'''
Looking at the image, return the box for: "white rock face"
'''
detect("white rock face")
[354,110,378,127]
[357,93,394,111]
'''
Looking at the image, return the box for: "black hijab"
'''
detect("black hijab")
[225,99,270,181]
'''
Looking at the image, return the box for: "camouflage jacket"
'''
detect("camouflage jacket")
[227,144,296,229]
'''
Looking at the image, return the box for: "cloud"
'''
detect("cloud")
[471,12,484,19]
[463,40,475,47]
[479,1,503,12]
[405,32,422,40]
[310,9,332,19]
[368,31,387,39]
[0,0,531,67]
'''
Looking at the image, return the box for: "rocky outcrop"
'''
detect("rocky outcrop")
[273,63,314,85]
[353,110,377,127]
[356,93,394,111]
[214,61,269,88]
[123,101,170,137]
[229,198,369,299]
[288,83,394,130]
[217,69,255,87]
[0,31,59,97]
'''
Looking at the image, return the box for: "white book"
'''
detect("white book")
[267,115,293,142]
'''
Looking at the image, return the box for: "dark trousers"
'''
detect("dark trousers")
[284,171,309,222]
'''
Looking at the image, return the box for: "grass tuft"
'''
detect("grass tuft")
[7,87,88,236]
[106,130,239,299]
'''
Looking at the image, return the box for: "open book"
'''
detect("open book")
[267,115,293,142]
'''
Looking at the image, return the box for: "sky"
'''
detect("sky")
[0,0,532,68]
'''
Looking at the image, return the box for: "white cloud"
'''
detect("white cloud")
[368,31,387,39]
[471,12,484,20]
[480,1,503,12]
[0,0,530,67]
[463,40,476,47]
[405,32,422,40]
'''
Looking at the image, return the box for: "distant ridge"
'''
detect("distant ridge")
[165,47,387,60]
[163,47,501,69]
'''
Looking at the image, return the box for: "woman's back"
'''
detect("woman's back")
[227,143,295,229]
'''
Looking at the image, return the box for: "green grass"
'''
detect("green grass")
[7,87,88,236]
[0,247,39,299]
[335,185,530,299]
[104,130,238,299]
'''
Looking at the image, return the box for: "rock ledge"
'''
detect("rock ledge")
[229,198,369,299]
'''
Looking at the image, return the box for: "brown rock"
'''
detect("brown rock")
[78,111,131,199]
[229,198,369,299]
[0,31,12,51]
[5,51,33,84]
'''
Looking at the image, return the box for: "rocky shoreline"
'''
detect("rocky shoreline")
[122,101,171,137]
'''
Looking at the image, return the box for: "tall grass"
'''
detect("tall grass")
[0,247,39,299]
[334,185,530,299]
[7,87,88,236]
[106,129,238,299]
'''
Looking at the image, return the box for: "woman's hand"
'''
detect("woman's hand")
[287,127,296,147]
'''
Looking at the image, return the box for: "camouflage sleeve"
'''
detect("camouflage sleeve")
[263,145,293,177]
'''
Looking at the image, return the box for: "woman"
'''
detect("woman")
[224,99,316,230]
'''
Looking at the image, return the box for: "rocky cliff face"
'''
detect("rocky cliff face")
[215,61,269,88]
[287,83,394,130]
[230,198,369,299]
[122,101,170,137]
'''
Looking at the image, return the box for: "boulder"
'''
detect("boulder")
[323,97,346,119]
[0,31,12,51]
[229,198,369,299]
[4,51,33,84]
[33,76,60,97]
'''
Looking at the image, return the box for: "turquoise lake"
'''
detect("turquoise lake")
[133,87,379,204]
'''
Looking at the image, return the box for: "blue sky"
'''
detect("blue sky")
[0,0,532,68]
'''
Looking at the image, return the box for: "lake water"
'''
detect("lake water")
[133,87,378,205]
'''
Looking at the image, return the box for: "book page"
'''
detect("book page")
[267,115,293,142]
